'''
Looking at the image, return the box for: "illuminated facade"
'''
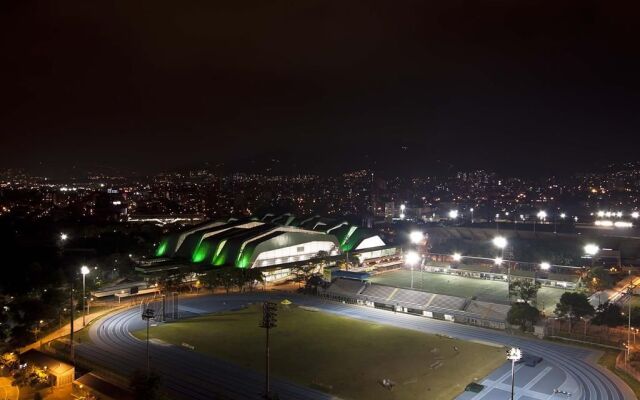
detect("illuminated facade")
[154,214,388,269]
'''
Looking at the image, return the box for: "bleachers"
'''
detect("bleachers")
[359,284,397,302]
[464,300,511,320]
[428,294,467,311]
[324,278,365,297]
[391,289,433,308]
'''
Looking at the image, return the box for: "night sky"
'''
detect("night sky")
[1,1,639,176]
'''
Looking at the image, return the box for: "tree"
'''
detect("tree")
[587,267,613,292]
[507,303,540,331]
[130,370,167,400]
[510,280,541,304]
[591,302,625,327]
[554,292,595,331]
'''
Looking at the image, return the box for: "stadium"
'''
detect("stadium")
[139,214,398,279]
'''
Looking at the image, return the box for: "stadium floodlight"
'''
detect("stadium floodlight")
[560,213,566,219]
[494,257,503,265]
[452,253,462,262]
[540,262,551,270]
[409,231,424,244]
[405,251,420,266]
[60,233,68,241]
[632,212,640,219]
[399,213,405,219]
[400,204,406,211]
[584,243,599,256]
[537,210,547,220]
[493,236,508,249]
[448,210,459,220]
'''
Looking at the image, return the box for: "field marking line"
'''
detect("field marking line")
[386,288,399,301]
[515,366,553,400]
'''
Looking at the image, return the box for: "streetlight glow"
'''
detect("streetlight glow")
[540,262,551,270]
[494,257,503,265]
[448,210,459,219]
[560,213,566,219]
[632,212,639,219]
[60,233,68,241]
[409,231,424,244]
[537,210,547,220]
[452,253,462,262]
[80,265,90,275]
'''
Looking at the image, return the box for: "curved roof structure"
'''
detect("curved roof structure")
[154,213,387,269]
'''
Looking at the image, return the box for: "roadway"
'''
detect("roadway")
[77,292,636,400]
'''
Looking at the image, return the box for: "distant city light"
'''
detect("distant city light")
[400,204,406,211]
[560,213,566,219]
[448,210,459,219]
[399,213,405,219]
[494,257,503,265]
[537,210,547,220]
[60,233,68,241]
[452,253,462,262]
[540,262,551,270]
[632,212,640,219]
[597,211,605,217]
[409,231,424,244]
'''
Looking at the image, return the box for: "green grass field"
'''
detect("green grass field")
[134,304,505,400]
[369,270,566,314]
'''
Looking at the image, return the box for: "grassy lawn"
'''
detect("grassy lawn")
[597,350,640,398]
[369,270,566,314]
[134,304,505,400]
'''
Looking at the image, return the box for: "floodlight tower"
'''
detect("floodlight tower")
[507,347,522,400]
[80,266,90,326]
[260,302,278,399]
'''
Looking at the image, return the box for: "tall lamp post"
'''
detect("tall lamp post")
[80,266,90,327]
[507,347,522,400]
[493,236,508,299]
[142,308,156,376]
[405,251,420,289]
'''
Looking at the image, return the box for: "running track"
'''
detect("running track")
[76,293,636,400]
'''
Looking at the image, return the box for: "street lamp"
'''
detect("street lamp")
[80,266,90,327]
[470,208,474,223]
[507,347,522,400]
[494,257,503,265]
[409,231,424,244]
[448,210,459,220]
[540,262,551,270]
[632,212,639,219]
[60,233,68,241]
[452,253,462,262]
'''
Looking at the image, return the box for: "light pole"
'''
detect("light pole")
[493,236,508,299]
[142,308,156,377]
[507,347,522,400]
[81,266,90,327]
[405,251,420,289]
[470,207,474,224]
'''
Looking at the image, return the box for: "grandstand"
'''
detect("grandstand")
[320,278,508,329]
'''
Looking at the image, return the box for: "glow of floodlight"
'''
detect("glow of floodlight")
[494,257,503,265]
[449,210,459,219]
[493,236,507,249]
[452,253,462,262]
[537,210,547,220]
[632,212,640,219]
[60,233,68,241]
[80,265,90,275]
[560,213,566,219]
[540,262,551,270]
[409,231,424,244]
[584,244,599,256]
[405,251,420,266]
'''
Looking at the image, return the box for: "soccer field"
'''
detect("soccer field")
[135,304,505,400]
[369,270,565,314]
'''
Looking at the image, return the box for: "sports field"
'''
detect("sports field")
[369,270,566,314]
[134,304,505,400]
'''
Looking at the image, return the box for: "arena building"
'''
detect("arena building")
[144,214,396,275]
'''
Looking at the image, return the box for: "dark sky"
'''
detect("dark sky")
[1,1,639,177]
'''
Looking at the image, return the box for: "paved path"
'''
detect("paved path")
[77,293,636,400]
